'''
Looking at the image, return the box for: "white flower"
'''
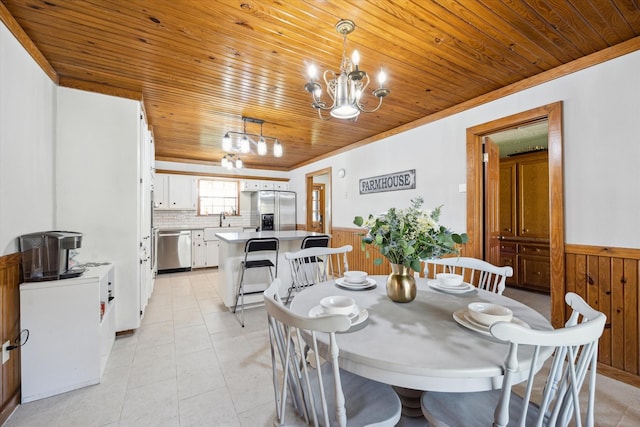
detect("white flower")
[353,197,468,272]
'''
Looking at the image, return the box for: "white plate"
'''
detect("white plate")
[335,277,377,291]
[309,304,369,326]
[428,280,475,294]
[453,308,529,336]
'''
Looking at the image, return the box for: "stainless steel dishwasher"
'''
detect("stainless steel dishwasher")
[157,230,192,273]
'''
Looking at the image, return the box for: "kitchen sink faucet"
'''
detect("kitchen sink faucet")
[219,212,226,227]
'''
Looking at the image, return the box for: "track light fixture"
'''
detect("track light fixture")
[221,117,283,169]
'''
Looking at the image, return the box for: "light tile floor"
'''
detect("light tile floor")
[4,270,639,426]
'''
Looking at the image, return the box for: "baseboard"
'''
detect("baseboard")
[598,363,640,388]
[0,391,20,425]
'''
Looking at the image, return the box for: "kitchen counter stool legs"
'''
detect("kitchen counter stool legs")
[232,237,279,327]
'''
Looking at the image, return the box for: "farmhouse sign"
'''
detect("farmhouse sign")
[359,169,416,195]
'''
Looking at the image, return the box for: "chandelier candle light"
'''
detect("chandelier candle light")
[304,19,390,120]
[221,116,283,169]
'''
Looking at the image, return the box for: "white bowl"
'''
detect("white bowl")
[344,271,367,284]
[467,302,513,326]
[436,273,463,288]
[320,296,356,316]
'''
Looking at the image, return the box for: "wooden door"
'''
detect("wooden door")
[483,137,501,266]
[518,155,549,239]
[310,184,325,233]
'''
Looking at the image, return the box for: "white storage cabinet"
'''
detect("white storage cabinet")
[56,87,153,332]
[20,264,116,403]
[240,179,289,191]
[192,229,207,268]
[155,174,196,210]
[192,228,224,268]
[240,180,261,192]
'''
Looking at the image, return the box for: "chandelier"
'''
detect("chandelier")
[220,154,242,170]
[221,117,283,169]
[304,19,390,120]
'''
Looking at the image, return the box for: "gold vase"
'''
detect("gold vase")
[386,263,417,303]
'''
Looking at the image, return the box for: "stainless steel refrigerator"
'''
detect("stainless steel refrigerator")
[250,191,296,231]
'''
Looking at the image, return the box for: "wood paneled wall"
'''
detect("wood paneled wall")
[565,244,640,387]
[0,253,21,424]
[329,227,470,277]
[331,228,640,385]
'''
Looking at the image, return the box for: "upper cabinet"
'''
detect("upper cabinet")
[240,180,261,192]
[517,155,550,239]
[499,151,549,240]
[240,180,289,191]
[154,174,196,210]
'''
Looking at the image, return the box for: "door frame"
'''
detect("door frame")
[306,167,332,234]
[466,101,565,327]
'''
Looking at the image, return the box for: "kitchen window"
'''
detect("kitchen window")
[198,179,238,215]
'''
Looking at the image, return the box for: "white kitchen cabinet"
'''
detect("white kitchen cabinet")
[193,229,220,268]
[192,229,206,268]
[260,181,275,190]
[205,240,220,267]
[168,175,196,209]
[241,180,288,191]
[56,87,153,332]
[20,264,115,403]
[240,180,261,191]
[154,173,196,210]
[153,174,168,209]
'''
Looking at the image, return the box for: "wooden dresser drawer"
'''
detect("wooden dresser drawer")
[499,241,517,253]
[518,244,550,257]
[518,255,550,292]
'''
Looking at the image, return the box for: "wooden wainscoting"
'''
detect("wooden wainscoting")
[0,253,21,424]
[330,227,392,275]
[565,244,640,387]
[329,227,470,276]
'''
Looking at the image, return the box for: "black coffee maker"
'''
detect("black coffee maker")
[19,231,84,281]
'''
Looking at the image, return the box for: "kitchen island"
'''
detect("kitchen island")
[216,230,326,308]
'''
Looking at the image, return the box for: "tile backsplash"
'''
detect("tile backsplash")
[153,209,257,230]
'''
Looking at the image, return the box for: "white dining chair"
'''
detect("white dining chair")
[264,278,401,427]
[424,256,513,294]
[284,245,352,304]
[420,292,606,427]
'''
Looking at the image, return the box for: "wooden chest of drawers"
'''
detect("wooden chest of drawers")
[500,241,550,292]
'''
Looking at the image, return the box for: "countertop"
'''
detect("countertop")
[157,226,242,232]
[215,230,325,243]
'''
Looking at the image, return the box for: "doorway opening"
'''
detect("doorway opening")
[465,101,565,327]
[305,167,332,235]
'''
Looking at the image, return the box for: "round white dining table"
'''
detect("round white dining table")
[289,275,553,393]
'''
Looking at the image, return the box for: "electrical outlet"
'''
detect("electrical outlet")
[2,340,9,364]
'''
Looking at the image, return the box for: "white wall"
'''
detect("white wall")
[291,50,640,249]
[0,22,56,254]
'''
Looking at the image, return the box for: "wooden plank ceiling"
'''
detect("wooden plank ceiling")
[2,0,639,171]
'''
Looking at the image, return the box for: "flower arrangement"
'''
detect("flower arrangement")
[353,197,468,273]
